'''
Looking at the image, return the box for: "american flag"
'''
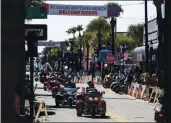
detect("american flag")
[124,53,128,60]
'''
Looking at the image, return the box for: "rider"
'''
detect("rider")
[86,81,96,92]
[41,60,53,75]
[64,76,76,88]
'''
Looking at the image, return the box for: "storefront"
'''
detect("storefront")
[133,43,158,72]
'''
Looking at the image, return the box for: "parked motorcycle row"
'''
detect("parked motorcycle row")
[102,72,130,94]
[38,71,107,117]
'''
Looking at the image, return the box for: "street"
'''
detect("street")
[35,82,155,122]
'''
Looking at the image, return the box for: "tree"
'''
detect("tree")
[43,47,61,56]
[70,27,77,38]
[127,24,144,46]
[86,17,111,34]
[76,24,84,36]
[66,28,72,37]
[115,34,137,51]
[25,0,44,7]
[105,2,123,18]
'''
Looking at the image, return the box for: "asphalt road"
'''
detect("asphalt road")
[34,82,155,122]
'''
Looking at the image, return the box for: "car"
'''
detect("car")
[76,90,106,117]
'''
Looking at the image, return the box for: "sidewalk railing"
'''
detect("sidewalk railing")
[127,82,163,105]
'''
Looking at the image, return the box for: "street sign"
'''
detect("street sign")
[106,53,115,62]
[25,24,47,40]
[38,41,61,47]
[25,7,47,19]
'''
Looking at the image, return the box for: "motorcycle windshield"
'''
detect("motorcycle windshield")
[64,88,77,93]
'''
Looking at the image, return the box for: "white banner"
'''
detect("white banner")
[48,4,107,17]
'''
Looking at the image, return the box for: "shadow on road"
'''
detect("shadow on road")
[83,115,110,119]
[46,105,76,109]
[39,111,56,116]
[36,87,44,89]
[104,97,136,100]
[35,94,52,96]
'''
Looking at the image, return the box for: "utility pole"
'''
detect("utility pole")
[27,32,38,119]
[162,0,171,122]
[110,17,116,55]
[145,0,149,72]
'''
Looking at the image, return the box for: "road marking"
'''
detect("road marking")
[106,111,130,122]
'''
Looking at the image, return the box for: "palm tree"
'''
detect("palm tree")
[70,27,77,38]
[76,25,84,36]
[105,2,123,18]
[66,28,72,37]
[104,2,123,54]
[25,0,44,7]
[86,17,111,34]
[127,24,144,46]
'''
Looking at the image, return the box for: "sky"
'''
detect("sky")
[26,1,158,53]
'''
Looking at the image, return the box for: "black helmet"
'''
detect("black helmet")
[87,81,92,85]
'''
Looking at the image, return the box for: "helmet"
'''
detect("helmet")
[87,81,92,85]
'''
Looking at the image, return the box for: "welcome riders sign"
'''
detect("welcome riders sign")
[42,4,122,17]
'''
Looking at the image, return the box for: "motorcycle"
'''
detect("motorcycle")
[110,74,128,94]
[55,86,80,108]
[154,96,166,123]
[76,90,106,117]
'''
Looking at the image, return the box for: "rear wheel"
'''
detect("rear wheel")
[55,102,59,108]
[115,86,120,93]
[44,87,47,91]
[77,111,82,117]
[92,107,96,117]
[69,100,72,108]
[101,113,106,117]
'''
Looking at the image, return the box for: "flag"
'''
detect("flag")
[124,52,128,60]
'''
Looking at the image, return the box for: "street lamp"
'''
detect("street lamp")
[79,32,82,71]
[118,43,127,74]
[110,17,116,55]
[36,57,40,71]
[86,42,90,72]
[69,39,75,72]
[91,39,96,81]
[96,29,102,56]
[61,51,64,74]
[149,41,153,73]
[92,54,97,81]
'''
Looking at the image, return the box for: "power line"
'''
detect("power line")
[118,17,144,20]
[121,3,144,6]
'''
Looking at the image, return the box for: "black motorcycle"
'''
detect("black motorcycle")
[110,74,128,94]
[55,86,80,108]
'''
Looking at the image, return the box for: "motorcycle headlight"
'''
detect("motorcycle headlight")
[89,97,93,101]
[94,97,98,101]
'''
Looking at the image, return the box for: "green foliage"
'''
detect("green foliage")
[86,17,111,33]
[116,34,138,51]
[127,23,144,46]
[64,2,143,54]
[105,2,123,16]
[25,0,44,7]
[43,47,61,56]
